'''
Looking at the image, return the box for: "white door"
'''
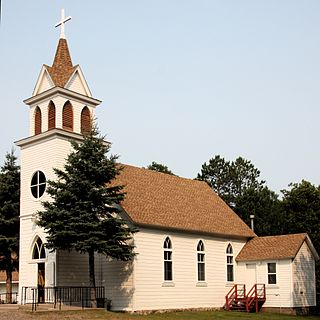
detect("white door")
[245,263,257,292]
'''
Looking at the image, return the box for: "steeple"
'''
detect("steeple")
[22,9,101,137]
[46,39,76,88]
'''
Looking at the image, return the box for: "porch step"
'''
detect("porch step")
[0,304,19,311]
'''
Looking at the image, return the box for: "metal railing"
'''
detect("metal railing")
[0,292,18,304]
[21,286,107,311]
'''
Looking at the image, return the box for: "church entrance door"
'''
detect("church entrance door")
[38,263,45,303]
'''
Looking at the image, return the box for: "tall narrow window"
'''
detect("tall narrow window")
[48,101,56,130]
[226,243,234,282]
[81,106,91,134]
[34,107,42,135]
[267,263,277,284]
[164,237,173,281]
[197,240,205,281]
[32,237,46,260]
[62,101,73,131]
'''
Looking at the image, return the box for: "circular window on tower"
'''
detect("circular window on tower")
[30,171,46,199]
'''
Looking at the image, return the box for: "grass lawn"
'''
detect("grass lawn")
[16,309,320,320]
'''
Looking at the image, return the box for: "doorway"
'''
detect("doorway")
[246,263,257,291]
[38,263,45,303]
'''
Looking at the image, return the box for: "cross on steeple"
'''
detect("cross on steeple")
[55,9,72,39]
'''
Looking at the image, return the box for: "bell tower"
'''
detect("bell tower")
[15,10,101,302]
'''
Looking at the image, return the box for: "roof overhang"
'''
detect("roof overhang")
[15,128,84,148]
[24,86,101,107]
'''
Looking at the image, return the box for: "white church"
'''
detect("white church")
[15,11,318,314]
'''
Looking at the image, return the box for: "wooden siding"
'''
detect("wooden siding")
[66,71,88,96]
[48,101,56,130]
[237,259,293,308]
[62,101,73,132]
[132,228,246,311]
[56,251,133,311]
[37,71,53,95]
[34,107,42,135]
[292,242,316,307]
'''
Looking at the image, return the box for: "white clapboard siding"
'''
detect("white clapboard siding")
[292,242,316,307]
[132,227,246,311]
[66,71,87,96]
[56,251,134,310]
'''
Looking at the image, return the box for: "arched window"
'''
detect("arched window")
[32,237,46,260]
[226,243,234,282]
[34,107,42,135]
[197,240,205,281]
[81,106,91,134]
[62,101,73,131]
[164,237,173,281]
[48,101,56,130]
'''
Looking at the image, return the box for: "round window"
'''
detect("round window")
[30,171,46,198]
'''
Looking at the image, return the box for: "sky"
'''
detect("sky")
[1,1,320,194]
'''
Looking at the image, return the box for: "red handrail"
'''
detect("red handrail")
[225,284,246,310]
[246,284,266,312]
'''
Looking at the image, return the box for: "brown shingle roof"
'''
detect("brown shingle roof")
[114,164,255,238]
[236,233,309,261]
[0,271,18,282]
[46,38,76,87]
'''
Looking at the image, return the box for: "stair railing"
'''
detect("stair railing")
[246,284,266,312]
[225,284,246,311]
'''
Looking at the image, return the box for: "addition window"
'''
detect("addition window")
[267,263,277,284]
[226,243,234,282]
[30,171,46,199]
[32,237,46,260]
[164,237,173,281]
[197,240,205,281]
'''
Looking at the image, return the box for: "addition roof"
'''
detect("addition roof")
[114,164,256,239]
[236,233,319,262]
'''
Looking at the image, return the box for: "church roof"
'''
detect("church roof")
[115,164,256,239]
[45,38,76,87]
[236,233,319,261]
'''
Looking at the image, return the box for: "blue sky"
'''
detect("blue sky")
[1,1,320,194]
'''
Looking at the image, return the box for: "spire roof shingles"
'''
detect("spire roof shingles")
[46,38,76,87]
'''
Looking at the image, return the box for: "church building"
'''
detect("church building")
[15,11,318,314]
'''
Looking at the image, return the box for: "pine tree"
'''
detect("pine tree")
[0,150,20,303]
[37,127,135,307]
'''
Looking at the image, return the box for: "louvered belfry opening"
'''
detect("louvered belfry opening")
[62,101,73,131]
[48,101,56,130]
[81,107,91,135]
[34,107,42,135]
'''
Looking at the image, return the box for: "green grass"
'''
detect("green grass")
[23,309,320,320]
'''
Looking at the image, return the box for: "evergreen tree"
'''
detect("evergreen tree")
[0,150,20,303]
[37,127,135,307]
[146,161,175,175]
